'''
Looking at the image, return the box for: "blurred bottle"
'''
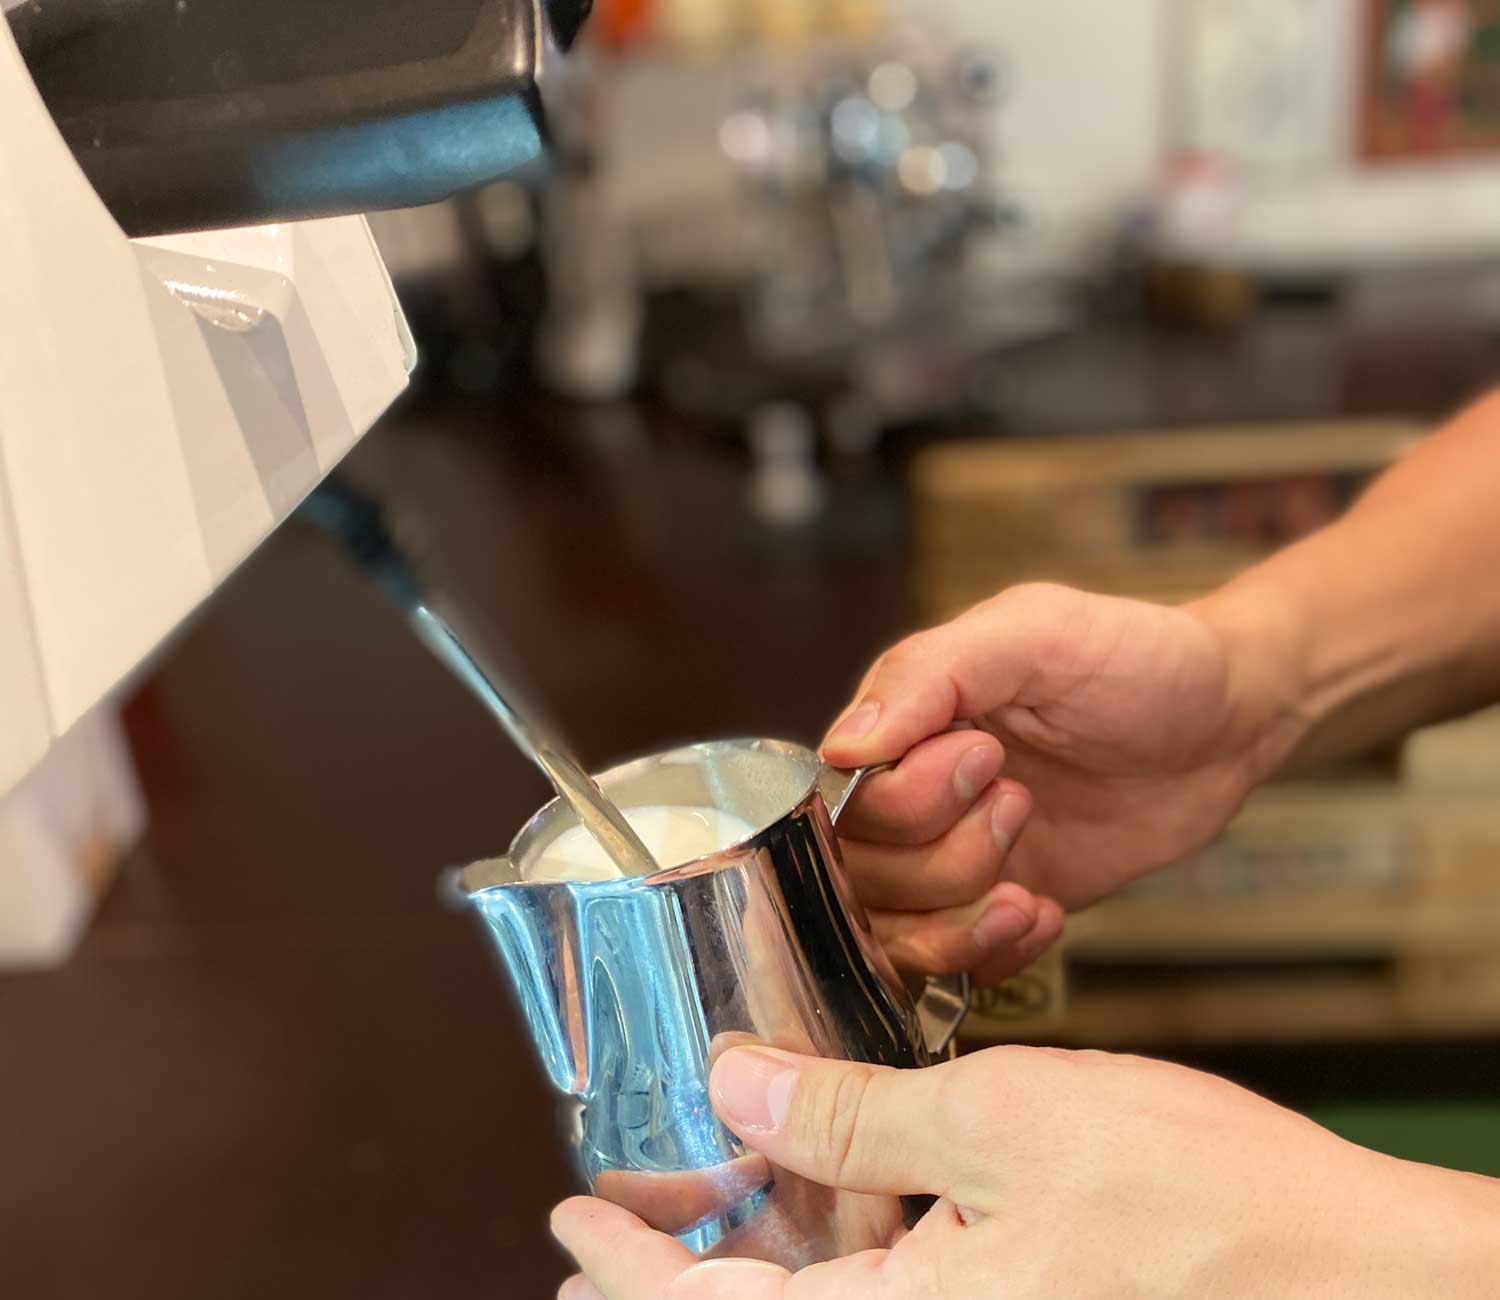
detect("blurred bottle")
[748,404,826,528]
[660,0,742,55]
[613,0,892,56]
[824,0,889,43]
[747,0,816,49]
[534,22,644,400]
[595,0,658,51]
[535,162,643,401]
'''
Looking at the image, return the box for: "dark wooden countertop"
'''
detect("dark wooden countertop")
[5,301,1499,1299]
[0,392,909,1300]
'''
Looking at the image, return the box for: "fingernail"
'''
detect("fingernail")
[991,789,1030,851]
[973,902,1031,951]
[953,745,1002,803]
[689,1261,794,1279]
[711,1048,799,1134]
[827,702,880,747]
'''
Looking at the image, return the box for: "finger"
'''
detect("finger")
[869,881,1043,976]
[553,1197,967,1300]
[708,1030,766,1067]
[834,731,1004,846]
[899,1195,986,1249]
[822,588,1073,769]
[971,896,1065,985]
[709,1049,983,1203]
[594,1154,773,1236]
[759,1198,984,1299]
[882,1199,997,1293]
[554,1197,797,1300]
[826,651,887,740]
[551,1198,707,1299]
[841,780,1031,910]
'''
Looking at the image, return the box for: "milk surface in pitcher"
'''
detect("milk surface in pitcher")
[526,805,759,882]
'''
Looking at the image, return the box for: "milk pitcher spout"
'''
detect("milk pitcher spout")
[454,738,971,1266]
[462,853,749,1204]
[464,862,586,1095]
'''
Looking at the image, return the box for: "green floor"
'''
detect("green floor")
[1306,1102,1500,1176]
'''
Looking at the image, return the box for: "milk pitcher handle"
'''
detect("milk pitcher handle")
[817,763,972,1059]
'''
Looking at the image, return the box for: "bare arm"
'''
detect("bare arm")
[1197,392,1500,776]
[815,392,1500,959]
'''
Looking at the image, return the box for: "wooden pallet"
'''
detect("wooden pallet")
[960,780,1500,1048]
[967,958,1500,1049]
[910,419,1423,622]
[963,902,1500,1050]
[915,420,1500,1049]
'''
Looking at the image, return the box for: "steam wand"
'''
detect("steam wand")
[299,474,659,879]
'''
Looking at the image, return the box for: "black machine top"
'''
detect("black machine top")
[8,0,592,234]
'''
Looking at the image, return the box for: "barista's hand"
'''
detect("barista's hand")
[552,1045,1500,1300]
[825,723,1061,985]
[825,584,1303,981]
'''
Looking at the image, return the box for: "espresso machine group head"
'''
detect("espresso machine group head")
[9,0,591,234]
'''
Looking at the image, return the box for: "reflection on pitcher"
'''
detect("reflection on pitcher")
[455,739,967,1268]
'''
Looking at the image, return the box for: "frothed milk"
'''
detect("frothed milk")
[526,805,758,883]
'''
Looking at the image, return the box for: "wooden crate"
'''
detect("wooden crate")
[962,778,1500,1049]
[911,419,1424,622]
[919,421,1500,1048]
[964,945,1068,1034]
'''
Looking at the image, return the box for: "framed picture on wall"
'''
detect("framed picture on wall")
[1176,0,1347,181]
[1361,0,1500,158]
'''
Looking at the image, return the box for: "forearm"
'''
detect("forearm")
[1231,1124,1500,1298]
[1345,1155,1500,1299]
[1197,393,1500,777]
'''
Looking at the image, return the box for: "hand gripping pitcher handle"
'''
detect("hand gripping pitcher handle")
[817,763,972,1059]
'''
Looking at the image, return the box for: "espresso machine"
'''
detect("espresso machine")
[0,0,588,802]
[1,1,962,1272]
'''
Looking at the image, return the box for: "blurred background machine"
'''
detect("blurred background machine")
[8,2,1500,1297]
[373,0,1082,470]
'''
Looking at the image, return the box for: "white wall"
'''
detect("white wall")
[906,0,1171,263]
[911,0,1500,271]
[608,0,1500,281]
[603,3,1174,279]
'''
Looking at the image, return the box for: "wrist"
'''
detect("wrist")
[1187,571,1316,788]
[1225,1138,1500,1300]
[1190,504,1456,781]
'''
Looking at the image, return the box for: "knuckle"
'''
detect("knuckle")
[882,914,970,977]
[988,582,1085,640]
[881,634,927,670]
[1003,580,1076,608]
[932,922,982,975]
[884,774,932,833]
[815,1065,875,1187]
[953,1046,1028,1107]
[935,840,1003,898]
[899,940,962,979]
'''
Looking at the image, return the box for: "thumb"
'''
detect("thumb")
[821,585,1071,768]
[708,1047,978,1202]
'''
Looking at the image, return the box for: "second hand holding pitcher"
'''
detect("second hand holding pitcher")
[459,739,969,1269]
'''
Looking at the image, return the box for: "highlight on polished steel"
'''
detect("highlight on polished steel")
[455,738,969,1268]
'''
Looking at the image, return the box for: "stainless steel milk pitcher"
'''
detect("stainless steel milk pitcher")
[455,738,969,1267]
